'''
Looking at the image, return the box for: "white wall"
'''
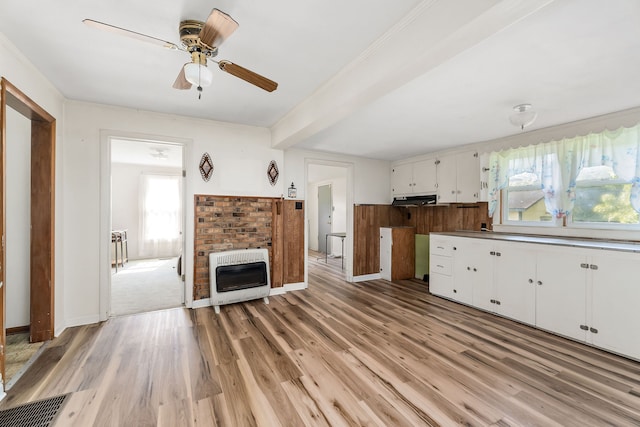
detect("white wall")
[5,107,31,329]
[0,33,66,335]
[64,100,284,326]
[111,163,182,260]
[284,149,390,203]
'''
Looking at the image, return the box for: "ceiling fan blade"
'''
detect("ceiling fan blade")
[83,19,180,50]
[218,60,278,92]
[173,65,192,90]
[199,9,239,49]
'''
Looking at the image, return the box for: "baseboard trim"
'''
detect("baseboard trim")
[283,282,306,291]
[6,325,29,335]
[192,299,211,309]
[191,283,308,309]
[65,315,100,329]
[352,273,382,282]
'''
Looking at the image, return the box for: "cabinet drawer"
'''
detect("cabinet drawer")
[430,238,454,257]
[430,255,452,276]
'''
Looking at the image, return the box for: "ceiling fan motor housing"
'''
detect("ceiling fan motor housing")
[179,20,217,57]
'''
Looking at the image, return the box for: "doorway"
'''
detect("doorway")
[108,138,185,317]
[307,163,349,275]
[0,78,56,390]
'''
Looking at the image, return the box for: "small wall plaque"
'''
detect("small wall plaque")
[267,160,279,186]
[288,182,297,198]
[199,152,214,182]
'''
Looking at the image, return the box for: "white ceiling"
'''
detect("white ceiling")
[111,139,182,168]
[2,0,640,161]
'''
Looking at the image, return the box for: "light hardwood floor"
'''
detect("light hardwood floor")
[2,255,639,426]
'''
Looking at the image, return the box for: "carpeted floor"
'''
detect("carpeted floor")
[111,257,184,317]
[5,333,45,388]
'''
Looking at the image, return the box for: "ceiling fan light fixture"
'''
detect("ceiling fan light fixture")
[509,103,537,130]
[184,62,213,87]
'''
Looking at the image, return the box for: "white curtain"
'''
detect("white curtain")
[138,174,182,258]
[488,124,640,218]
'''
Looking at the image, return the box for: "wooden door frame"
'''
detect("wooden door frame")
[0,78,55,354]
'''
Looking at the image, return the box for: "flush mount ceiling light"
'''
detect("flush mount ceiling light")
[509,103,538,130]
[151,148,168,159]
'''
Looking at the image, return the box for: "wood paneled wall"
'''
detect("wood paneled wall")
[353,205,403,276]
[271,199,305,286]
[395,202,491,234]
[353,202,490,276]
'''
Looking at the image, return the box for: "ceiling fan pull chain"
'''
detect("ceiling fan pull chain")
[198,85,203,99]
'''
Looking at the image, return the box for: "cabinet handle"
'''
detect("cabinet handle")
[495,300,501,305]
[435,160,441,165]
[436,246,444,249]
[473,268,477,272]
[580,263,589,269]
[453,247,457,250]
[490,299,496,304]
[490,251,495,255]
[590,327,598,334]
[457,190,462,194]
[495,252,501,257]
[451,190,456,194]
[453,289,457,293]
[590,264,598,270]
[537,280,542,286]
[467,266,471,271]
[528,279,533,284]
[482,167,490,172]
[436,265,444,268]
[580,325,589,331]
[473,192,478,198]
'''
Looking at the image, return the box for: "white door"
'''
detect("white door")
[317,184,332,254]
[379,228,392,281]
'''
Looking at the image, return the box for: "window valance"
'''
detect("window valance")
[488,124,640,218]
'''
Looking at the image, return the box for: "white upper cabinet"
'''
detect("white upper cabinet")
[391,158,437,197]
[436,151,480,203]
[479,152,490,202]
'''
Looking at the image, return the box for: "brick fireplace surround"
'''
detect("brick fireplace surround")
[193,195,304,301]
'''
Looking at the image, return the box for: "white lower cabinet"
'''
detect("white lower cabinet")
[589,251,640,359]
[429,234,640,361]
[535,248,588,342]
[492,243,537,326]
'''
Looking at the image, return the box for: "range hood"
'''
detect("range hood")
[392,194,437,206]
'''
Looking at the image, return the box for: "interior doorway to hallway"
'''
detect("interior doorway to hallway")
[307,164,348,274]
[109,138,185,316]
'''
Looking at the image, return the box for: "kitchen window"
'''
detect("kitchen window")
[489,124,640,230]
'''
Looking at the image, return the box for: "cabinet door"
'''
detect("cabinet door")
[391,163,413,196]
[456,151,480,203]
[536,248,588,342]
[453,238,492,308]
[379,228,392,281]
[436,153,457,203]
[493,242,536,325]
[479,152,490,202]
[590,251,640,360]
[413,158,437,194]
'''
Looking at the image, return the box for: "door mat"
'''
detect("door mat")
[0,393,69,427]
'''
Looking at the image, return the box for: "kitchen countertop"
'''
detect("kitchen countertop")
[431,231,640,253]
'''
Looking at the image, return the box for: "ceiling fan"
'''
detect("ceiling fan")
[83,8,278,98]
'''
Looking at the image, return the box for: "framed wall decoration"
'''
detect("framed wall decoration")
[267,160,279,186]
[199,152,214,182]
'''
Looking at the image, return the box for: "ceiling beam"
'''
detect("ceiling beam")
[270,0,555,151]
